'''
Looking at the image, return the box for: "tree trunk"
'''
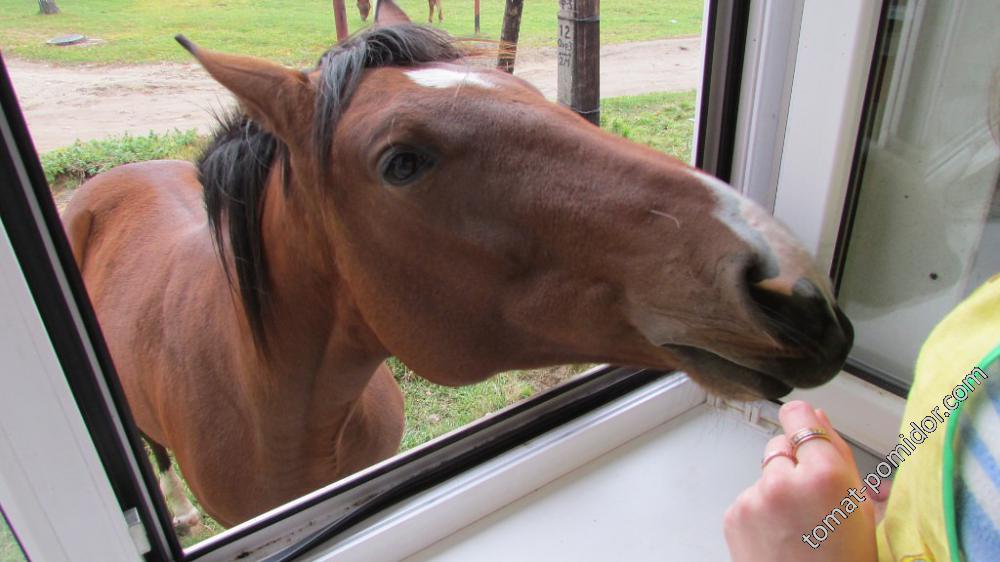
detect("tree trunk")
[38,0,60,15]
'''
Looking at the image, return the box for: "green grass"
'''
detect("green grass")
[602,90,697,163]
[390,358,538,451]
[0,0,702,65]
[0,515,25,562]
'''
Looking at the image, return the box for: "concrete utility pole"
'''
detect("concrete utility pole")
[557,0,600,126]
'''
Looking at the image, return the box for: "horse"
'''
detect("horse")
[358,0,442,23]
[428,0,443,23]
[61,2,852,528]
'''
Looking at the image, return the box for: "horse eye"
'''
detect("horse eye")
[380,149,433,186]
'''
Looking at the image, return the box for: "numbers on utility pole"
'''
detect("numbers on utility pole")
[557,0,600,125]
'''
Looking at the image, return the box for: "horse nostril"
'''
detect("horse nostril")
[747,278,838,346]
[744,253,780,286]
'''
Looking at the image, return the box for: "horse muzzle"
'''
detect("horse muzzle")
[646,272,854,400]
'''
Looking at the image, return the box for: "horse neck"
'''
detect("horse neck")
[238,170,388,452]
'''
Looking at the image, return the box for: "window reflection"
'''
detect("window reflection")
[839,0,1000,384]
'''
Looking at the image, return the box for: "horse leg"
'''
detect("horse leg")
[428,1,433,23]
[146,436,203,535]
[438,1,443,22]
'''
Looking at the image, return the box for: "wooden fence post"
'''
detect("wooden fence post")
[497,0,524,74]
[557,0,600,126]
[38,0,60,14]
[333,0,349,42]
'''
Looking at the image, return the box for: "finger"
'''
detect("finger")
[815,408,855,462]
[760,434,796,473]
[778,401,839,464]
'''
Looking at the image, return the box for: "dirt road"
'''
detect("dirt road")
[7,37,700,153]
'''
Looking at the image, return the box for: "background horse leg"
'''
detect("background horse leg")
[146,436,203,535]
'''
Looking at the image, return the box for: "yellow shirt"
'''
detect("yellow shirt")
[876,274,1000,562]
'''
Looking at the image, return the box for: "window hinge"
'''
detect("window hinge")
[707,395,782,434]
[124,508,152,556]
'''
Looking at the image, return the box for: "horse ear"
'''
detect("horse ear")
[374,0,412,25]
[175,35,314,147]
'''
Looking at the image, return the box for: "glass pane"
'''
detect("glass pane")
[839,0,1000,386]
[0,508,27,562]
[5,0,706,547]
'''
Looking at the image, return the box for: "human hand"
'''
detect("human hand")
[723,401,877,562]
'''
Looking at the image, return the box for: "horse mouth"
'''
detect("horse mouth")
[660,344,796,400]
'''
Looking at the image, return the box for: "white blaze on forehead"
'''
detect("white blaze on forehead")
[405,68,495,90]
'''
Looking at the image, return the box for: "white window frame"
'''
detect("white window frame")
[0,125,142,560]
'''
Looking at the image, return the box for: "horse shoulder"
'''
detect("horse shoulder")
[60,160,228,442]
[62,160,203,266]
[61,160,210,318]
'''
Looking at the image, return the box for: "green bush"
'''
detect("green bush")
[41,129,205,190]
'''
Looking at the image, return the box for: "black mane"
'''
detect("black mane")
[198,25,465,350]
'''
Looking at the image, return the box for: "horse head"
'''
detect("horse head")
[176,22,852,401]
